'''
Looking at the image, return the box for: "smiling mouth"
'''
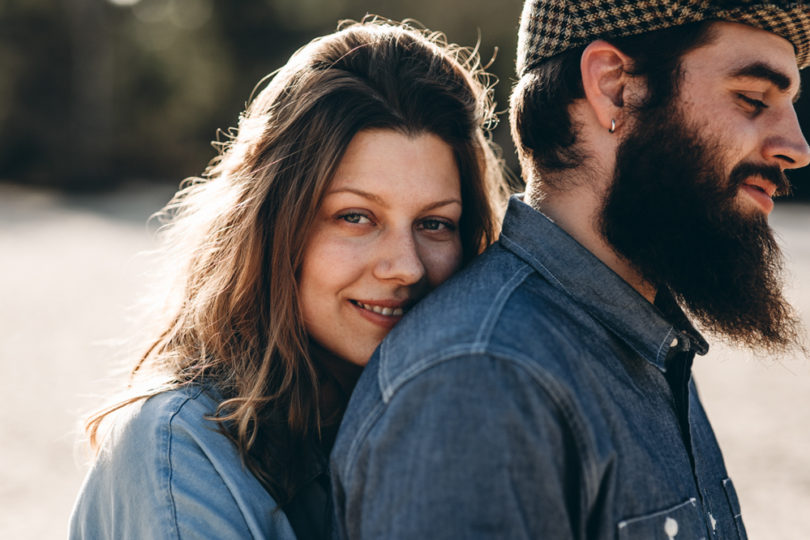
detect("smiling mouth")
[349,300,406,317]
[744,183,772,197]
[742,177,777,198]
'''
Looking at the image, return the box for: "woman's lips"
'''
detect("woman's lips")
[350,300,405,317]
[349,299,409,329]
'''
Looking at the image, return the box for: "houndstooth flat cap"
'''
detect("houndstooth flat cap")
[517,0,810,75]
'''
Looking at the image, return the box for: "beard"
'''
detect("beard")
[600,100,803,355]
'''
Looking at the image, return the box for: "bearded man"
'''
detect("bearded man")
[331,1,810,538]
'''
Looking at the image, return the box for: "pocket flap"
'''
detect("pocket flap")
[617,498,707,540]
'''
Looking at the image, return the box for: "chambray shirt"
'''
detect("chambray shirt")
[69,386,299,539]
[331,196,747,539]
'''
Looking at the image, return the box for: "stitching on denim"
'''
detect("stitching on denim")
[378,263,533,401]
[371,348,603,507]
[164,386,248,538]
[616,497,699,529]
[341,399,387,484]
[380,344,486,402]
[500,233,568,293]
[503,232,674,370]
[489,346,602,504]
[474,264,534,345]
[165,392,196,539]
[656,328,677,368]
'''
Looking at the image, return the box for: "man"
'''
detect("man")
[331,1,810,538]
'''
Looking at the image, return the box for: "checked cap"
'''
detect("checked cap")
[517,0,810,74]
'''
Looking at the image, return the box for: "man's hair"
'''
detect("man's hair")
[510,21,715,190]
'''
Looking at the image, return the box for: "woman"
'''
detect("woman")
[70,19,508,539]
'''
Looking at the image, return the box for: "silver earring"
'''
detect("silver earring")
[609,119,616,133]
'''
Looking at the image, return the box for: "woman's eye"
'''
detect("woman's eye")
[419,218,456,232]
[737,93,768,115]
[337,212,372,225]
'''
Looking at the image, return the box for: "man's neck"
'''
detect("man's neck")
[531,187,658,303]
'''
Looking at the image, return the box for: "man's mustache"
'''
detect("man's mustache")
[728,162,792,197]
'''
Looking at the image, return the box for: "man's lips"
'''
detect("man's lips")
[740,177,776,214]
[741,176,777,198]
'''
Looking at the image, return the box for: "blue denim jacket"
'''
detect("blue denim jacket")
[69,386,298,539]
[331,196,747,539]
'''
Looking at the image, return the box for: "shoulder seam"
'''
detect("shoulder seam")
[164,392,193,539]
[378,262,535,402]
[347,350,600,506]
[164,386,252,538]
[474,264,534,344]
[500,234,567,293]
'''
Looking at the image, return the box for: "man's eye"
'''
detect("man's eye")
[338,212,371,225]
[737,94,768,115]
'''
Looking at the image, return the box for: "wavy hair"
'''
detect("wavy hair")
[84,18,508,504]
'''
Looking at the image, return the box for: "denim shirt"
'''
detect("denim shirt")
[69,386,299,539]
[331,196,747,540]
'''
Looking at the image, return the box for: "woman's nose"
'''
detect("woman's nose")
[372,230,426,285]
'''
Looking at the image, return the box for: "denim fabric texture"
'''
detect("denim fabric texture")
[69,385,298,540]
[331,196,747,540]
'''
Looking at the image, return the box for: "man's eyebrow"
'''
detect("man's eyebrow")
[728,61,801,102]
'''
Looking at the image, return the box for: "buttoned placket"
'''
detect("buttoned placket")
[664,333,718,539]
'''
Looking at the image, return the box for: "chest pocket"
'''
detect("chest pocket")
[617,498,707,540]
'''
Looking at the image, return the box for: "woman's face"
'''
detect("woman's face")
[299,128,463,366]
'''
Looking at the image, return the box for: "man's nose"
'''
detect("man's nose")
[764,107,810,170]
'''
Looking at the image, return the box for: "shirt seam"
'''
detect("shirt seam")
[164,391,193,539]
[356,348,601,505]
[165,386,255,538]
[379,262,534,402]
[503,223,679,370]
[500,233,568,292]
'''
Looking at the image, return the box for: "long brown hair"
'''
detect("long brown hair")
[85,18,508,504]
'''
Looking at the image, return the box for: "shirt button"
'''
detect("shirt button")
[664,517,679,538]
[670,336,680,348]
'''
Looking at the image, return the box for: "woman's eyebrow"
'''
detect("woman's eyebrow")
[326,187,388,207]
[421,199,462,212]
[325,188,462,212]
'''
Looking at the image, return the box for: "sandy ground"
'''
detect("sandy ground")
[1,182,808,539]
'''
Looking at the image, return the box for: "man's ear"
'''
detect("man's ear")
[580,40,634,133]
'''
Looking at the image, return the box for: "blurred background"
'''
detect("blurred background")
[1,0,809,538]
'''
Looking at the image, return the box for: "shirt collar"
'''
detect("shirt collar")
[499,195,708,371]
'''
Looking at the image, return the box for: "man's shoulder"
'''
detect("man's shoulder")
[378,243,586,397]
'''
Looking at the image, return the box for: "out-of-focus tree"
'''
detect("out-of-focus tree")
[0,0,807,197]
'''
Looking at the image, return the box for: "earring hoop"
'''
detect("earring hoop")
[609,119,616,133]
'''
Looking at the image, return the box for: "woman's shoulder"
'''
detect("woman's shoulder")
[131,384,218,435]
[99,385,220,465]
[69,385,297,539]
